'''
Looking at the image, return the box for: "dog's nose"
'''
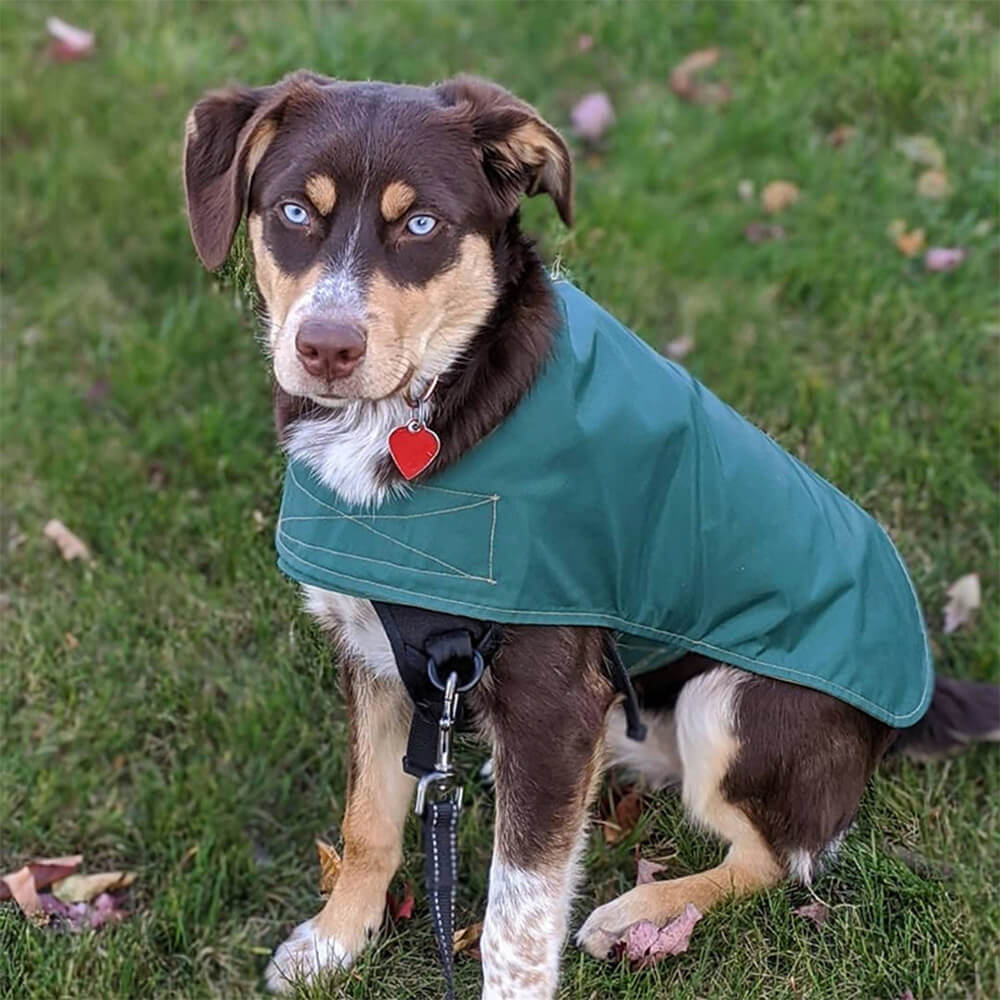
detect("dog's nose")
[295,318,367,380]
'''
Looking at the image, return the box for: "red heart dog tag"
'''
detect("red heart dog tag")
[388,422,441,480]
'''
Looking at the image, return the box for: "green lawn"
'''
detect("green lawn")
[1,1,997,997]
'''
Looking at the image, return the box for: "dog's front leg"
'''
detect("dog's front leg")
[265,661,414,992]
[479,628,614,1000]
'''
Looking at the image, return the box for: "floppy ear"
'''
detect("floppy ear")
[437,75,573,226]
[182,84,284,269]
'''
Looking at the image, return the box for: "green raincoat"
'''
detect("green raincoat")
[276,280,933,727]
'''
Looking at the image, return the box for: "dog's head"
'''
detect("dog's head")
[183,72,572,404]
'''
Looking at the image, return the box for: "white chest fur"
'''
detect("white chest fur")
[302,584,398,679]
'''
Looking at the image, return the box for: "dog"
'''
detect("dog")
[183,72,998,999]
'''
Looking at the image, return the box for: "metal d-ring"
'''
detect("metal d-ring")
[427,650,485,693]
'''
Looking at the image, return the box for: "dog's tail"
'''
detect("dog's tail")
[893,676,1000,760]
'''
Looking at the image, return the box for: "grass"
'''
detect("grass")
[1,1,997,997]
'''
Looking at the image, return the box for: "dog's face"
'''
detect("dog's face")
[184,73,572,404]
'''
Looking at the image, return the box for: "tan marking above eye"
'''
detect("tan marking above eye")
[380,181,417,222]
[305,174,337,215]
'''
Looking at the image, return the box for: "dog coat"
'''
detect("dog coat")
[276,279,933,727]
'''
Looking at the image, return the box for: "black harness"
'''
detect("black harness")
[371,601,645,998]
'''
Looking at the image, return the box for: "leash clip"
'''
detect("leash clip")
[414,670,464,815]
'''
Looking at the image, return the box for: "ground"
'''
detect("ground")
[1,1,997,998]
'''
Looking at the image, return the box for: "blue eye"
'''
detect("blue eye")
[281,202,309,226]
[406,214,437,236]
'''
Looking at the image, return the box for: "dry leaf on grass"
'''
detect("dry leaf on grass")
[737,179,755,202]
[602,788,644,845]
[51,871,135,904]
[828,124,858,147]
[670,48,732,107]
[792,900,828,928]
[925,248,966,273]
[570,92,615,143]
[636,857,667,886]
[46,16,95,62]
[576,34,594,53]
[316,839,342,894]
[895,135,945,170]
[943,573,980,634]
[664,335,695,361]
[886,220,926,258]
[617,903,702,969]
[453,921,483,956]
[386,881,415,921]
[917,169,951,199]
[44,519,92,563]
[2,867,44,920]
[761,181,800,214]
[0,855,82,901]
[744,222,786,243]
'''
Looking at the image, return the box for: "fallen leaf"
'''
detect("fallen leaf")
[737,179,755,202]
[453,920,484,955]
[924,247,966,273]
[636,857,667,886]
[603,788,644,845]
[617,903,702,969]
[761,181,800,214]
[147,462,168,490]
[664,335,695,361]
[943,573,980,633]
[889,222,926,258]
[316,839,342,894]
[670,48,732,106]
[87,892,127,929]
[896,135,945,170]
[0,855,83,900]
[917,169,951,199]
[897,992,916,1000]
[570,92,615,143]
[51,871,135,904]
[792,900,828,927]
[386,881,415,921]
[64,632,79,650]
[2,866,44,919]
[45,16,95,62]
[44,519,92,563]
[576,34,594,53]
[744,221,786,243]
[828,124,858,147]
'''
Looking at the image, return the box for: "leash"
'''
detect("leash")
[372,602,645,998]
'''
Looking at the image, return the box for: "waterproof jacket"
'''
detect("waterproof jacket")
[277,279,933,727]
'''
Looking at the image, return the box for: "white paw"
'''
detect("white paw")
[263,918,355,993]
[575,899,630,960]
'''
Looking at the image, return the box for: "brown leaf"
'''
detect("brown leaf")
[64,632,79,650]
[943,573,980,634]
[603,789,644,845]
[51,871,136,904]
[887,220,926,258]
[0,855,83,901]
[792,900,828,928]
[761,181,800,214]
[315,839,342,894]
[45,16,95,62]
[670,48,732,106]
[917,169,951,199]
[636,857,667,886]
[617,903,702,968]
[386,881,415,921]
[744,221,786,243]
[828,124,858,147]
[44,519,92,563]
[1,866,44,919]
[453,920,484,955]
[570,92,615,143]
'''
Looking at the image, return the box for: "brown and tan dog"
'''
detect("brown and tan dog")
[183,72,998,999]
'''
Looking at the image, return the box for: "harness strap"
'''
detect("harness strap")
[425,799,459,997]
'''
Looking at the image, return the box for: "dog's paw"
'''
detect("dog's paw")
[263,918,355,993]
[576,900,629,961]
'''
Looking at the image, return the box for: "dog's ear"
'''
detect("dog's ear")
[183,72,332,269]
[437,76,573,226]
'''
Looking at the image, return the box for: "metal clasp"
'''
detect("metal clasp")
[414,671,464,815]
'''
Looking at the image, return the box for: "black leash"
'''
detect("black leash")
[372,603,646,998]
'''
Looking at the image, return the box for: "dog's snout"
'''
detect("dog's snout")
[295,317,367,380]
